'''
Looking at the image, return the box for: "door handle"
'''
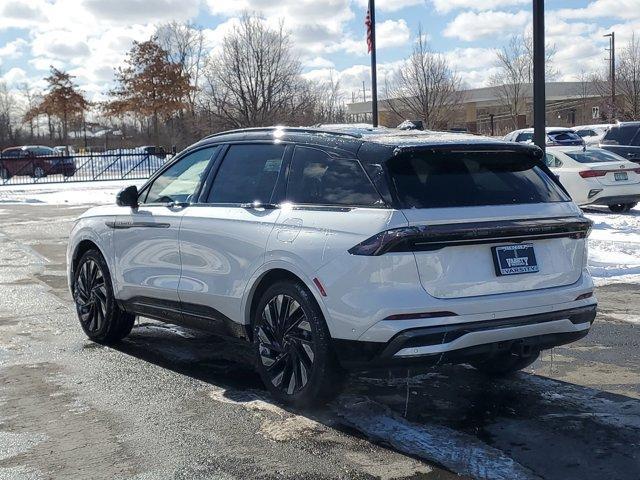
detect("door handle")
[167,201,190,209]
[240,201,279,210]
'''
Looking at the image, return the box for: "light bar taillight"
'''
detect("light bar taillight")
[579,170,607,178]
[348,216,593,256]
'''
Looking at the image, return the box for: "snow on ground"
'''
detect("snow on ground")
[0,180,142,206]
[1,181,639,284]
[583,205,640,284]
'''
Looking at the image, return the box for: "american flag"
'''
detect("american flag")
[365,7,373,53]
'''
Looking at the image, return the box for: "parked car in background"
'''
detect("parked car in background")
[572,124,612,146]
[600,121,640,162]
[545,146,640,212]
[0,145,76,180]
[504,127,585,146]
[68,127,596,406]
[54,145,76,156]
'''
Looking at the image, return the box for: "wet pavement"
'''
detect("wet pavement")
[0,203,639,480]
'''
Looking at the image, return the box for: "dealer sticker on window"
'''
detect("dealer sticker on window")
[492,244,539,276]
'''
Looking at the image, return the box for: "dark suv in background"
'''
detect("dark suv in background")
[0,145,76,180]
[600,122,640,162]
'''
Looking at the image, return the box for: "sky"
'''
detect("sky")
[0,0,639,104]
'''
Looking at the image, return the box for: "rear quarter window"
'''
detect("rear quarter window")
[387,151,569,209]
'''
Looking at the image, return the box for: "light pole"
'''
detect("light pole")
[604,32,616,121]
[532,0,546,153]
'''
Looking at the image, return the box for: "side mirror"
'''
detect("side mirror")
[116,185,139,208]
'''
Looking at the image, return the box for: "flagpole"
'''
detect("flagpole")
[369,0,379,127]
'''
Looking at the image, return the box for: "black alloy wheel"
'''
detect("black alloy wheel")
[253,281,342,407]
[73,249,134,343]
[75,258,108,334]
[257,294,315,396]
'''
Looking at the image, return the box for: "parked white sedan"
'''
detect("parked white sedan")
[545,147,640,212]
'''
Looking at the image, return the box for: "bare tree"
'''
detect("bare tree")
[310,70,346,124]
[383,28,462,129]
[490,33,557,128]
[155,21,207,110]
[575,69,597,124]
[0,81,16,147]
[617,33,640,120]
[204,13,307,128]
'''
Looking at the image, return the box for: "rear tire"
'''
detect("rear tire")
[471,350,540,376]
[252,280,343,407]
[608,203,632,213]
[73,249,134,344]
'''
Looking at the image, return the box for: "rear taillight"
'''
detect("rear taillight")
[579,170,607,178]
[634,168,640,174]
[348,227,418,256]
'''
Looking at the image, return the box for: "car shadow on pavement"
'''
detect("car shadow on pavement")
[110,321,640,480]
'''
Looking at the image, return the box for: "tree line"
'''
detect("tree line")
[0,14,640,149]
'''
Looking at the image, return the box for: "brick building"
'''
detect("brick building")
[346,81,610,136]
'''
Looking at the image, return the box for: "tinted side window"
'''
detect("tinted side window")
[604,126,638,145]
[143,147,216,204]
[1,149,19,158]
[207,144,285,204]
[287,147,382,207]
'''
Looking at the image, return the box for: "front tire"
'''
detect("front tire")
[73,249,134,344]
[253,280,342,407]
[471,350,540,376]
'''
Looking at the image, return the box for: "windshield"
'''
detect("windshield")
[565,149,625,163]
[387,151,569,209]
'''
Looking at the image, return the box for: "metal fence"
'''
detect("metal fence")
[0,150,172,186]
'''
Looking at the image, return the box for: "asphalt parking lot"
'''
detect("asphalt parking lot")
[1,203,639,480]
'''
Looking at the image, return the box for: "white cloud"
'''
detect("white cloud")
[430,0,529,14]
[353,0,424,12]
[2,67,28,86]
[303,56,335,68]
[82,0,200,24]
[444,47,497,71]
[555,0,640,20]
[444,10,530,41]
[0,38,28,60]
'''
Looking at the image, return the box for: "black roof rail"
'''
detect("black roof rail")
[202,126,363,140]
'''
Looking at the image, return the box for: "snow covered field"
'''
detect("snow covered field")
[584,206,640,285]
[1,181,639,284]
[0,180,142,206]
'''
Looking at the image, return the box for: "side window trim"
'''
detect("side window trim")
[200,141,289,206]
[138,145,218,206]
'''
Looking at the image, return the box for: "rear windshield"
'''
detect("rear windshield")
[565,149,623,163]
[602,125,639,145]
[548,131,582,142]
[387,151,569,209]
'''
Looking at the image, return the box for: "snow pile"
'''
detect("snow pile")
[584,205,640,284]
[0,180,142,206]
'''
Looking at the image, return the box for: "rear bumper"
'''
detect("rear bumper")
[333,304,596,370]
[587,194,640,206]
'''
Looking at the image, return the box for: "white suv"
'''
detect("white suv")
[67,127,597,406]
